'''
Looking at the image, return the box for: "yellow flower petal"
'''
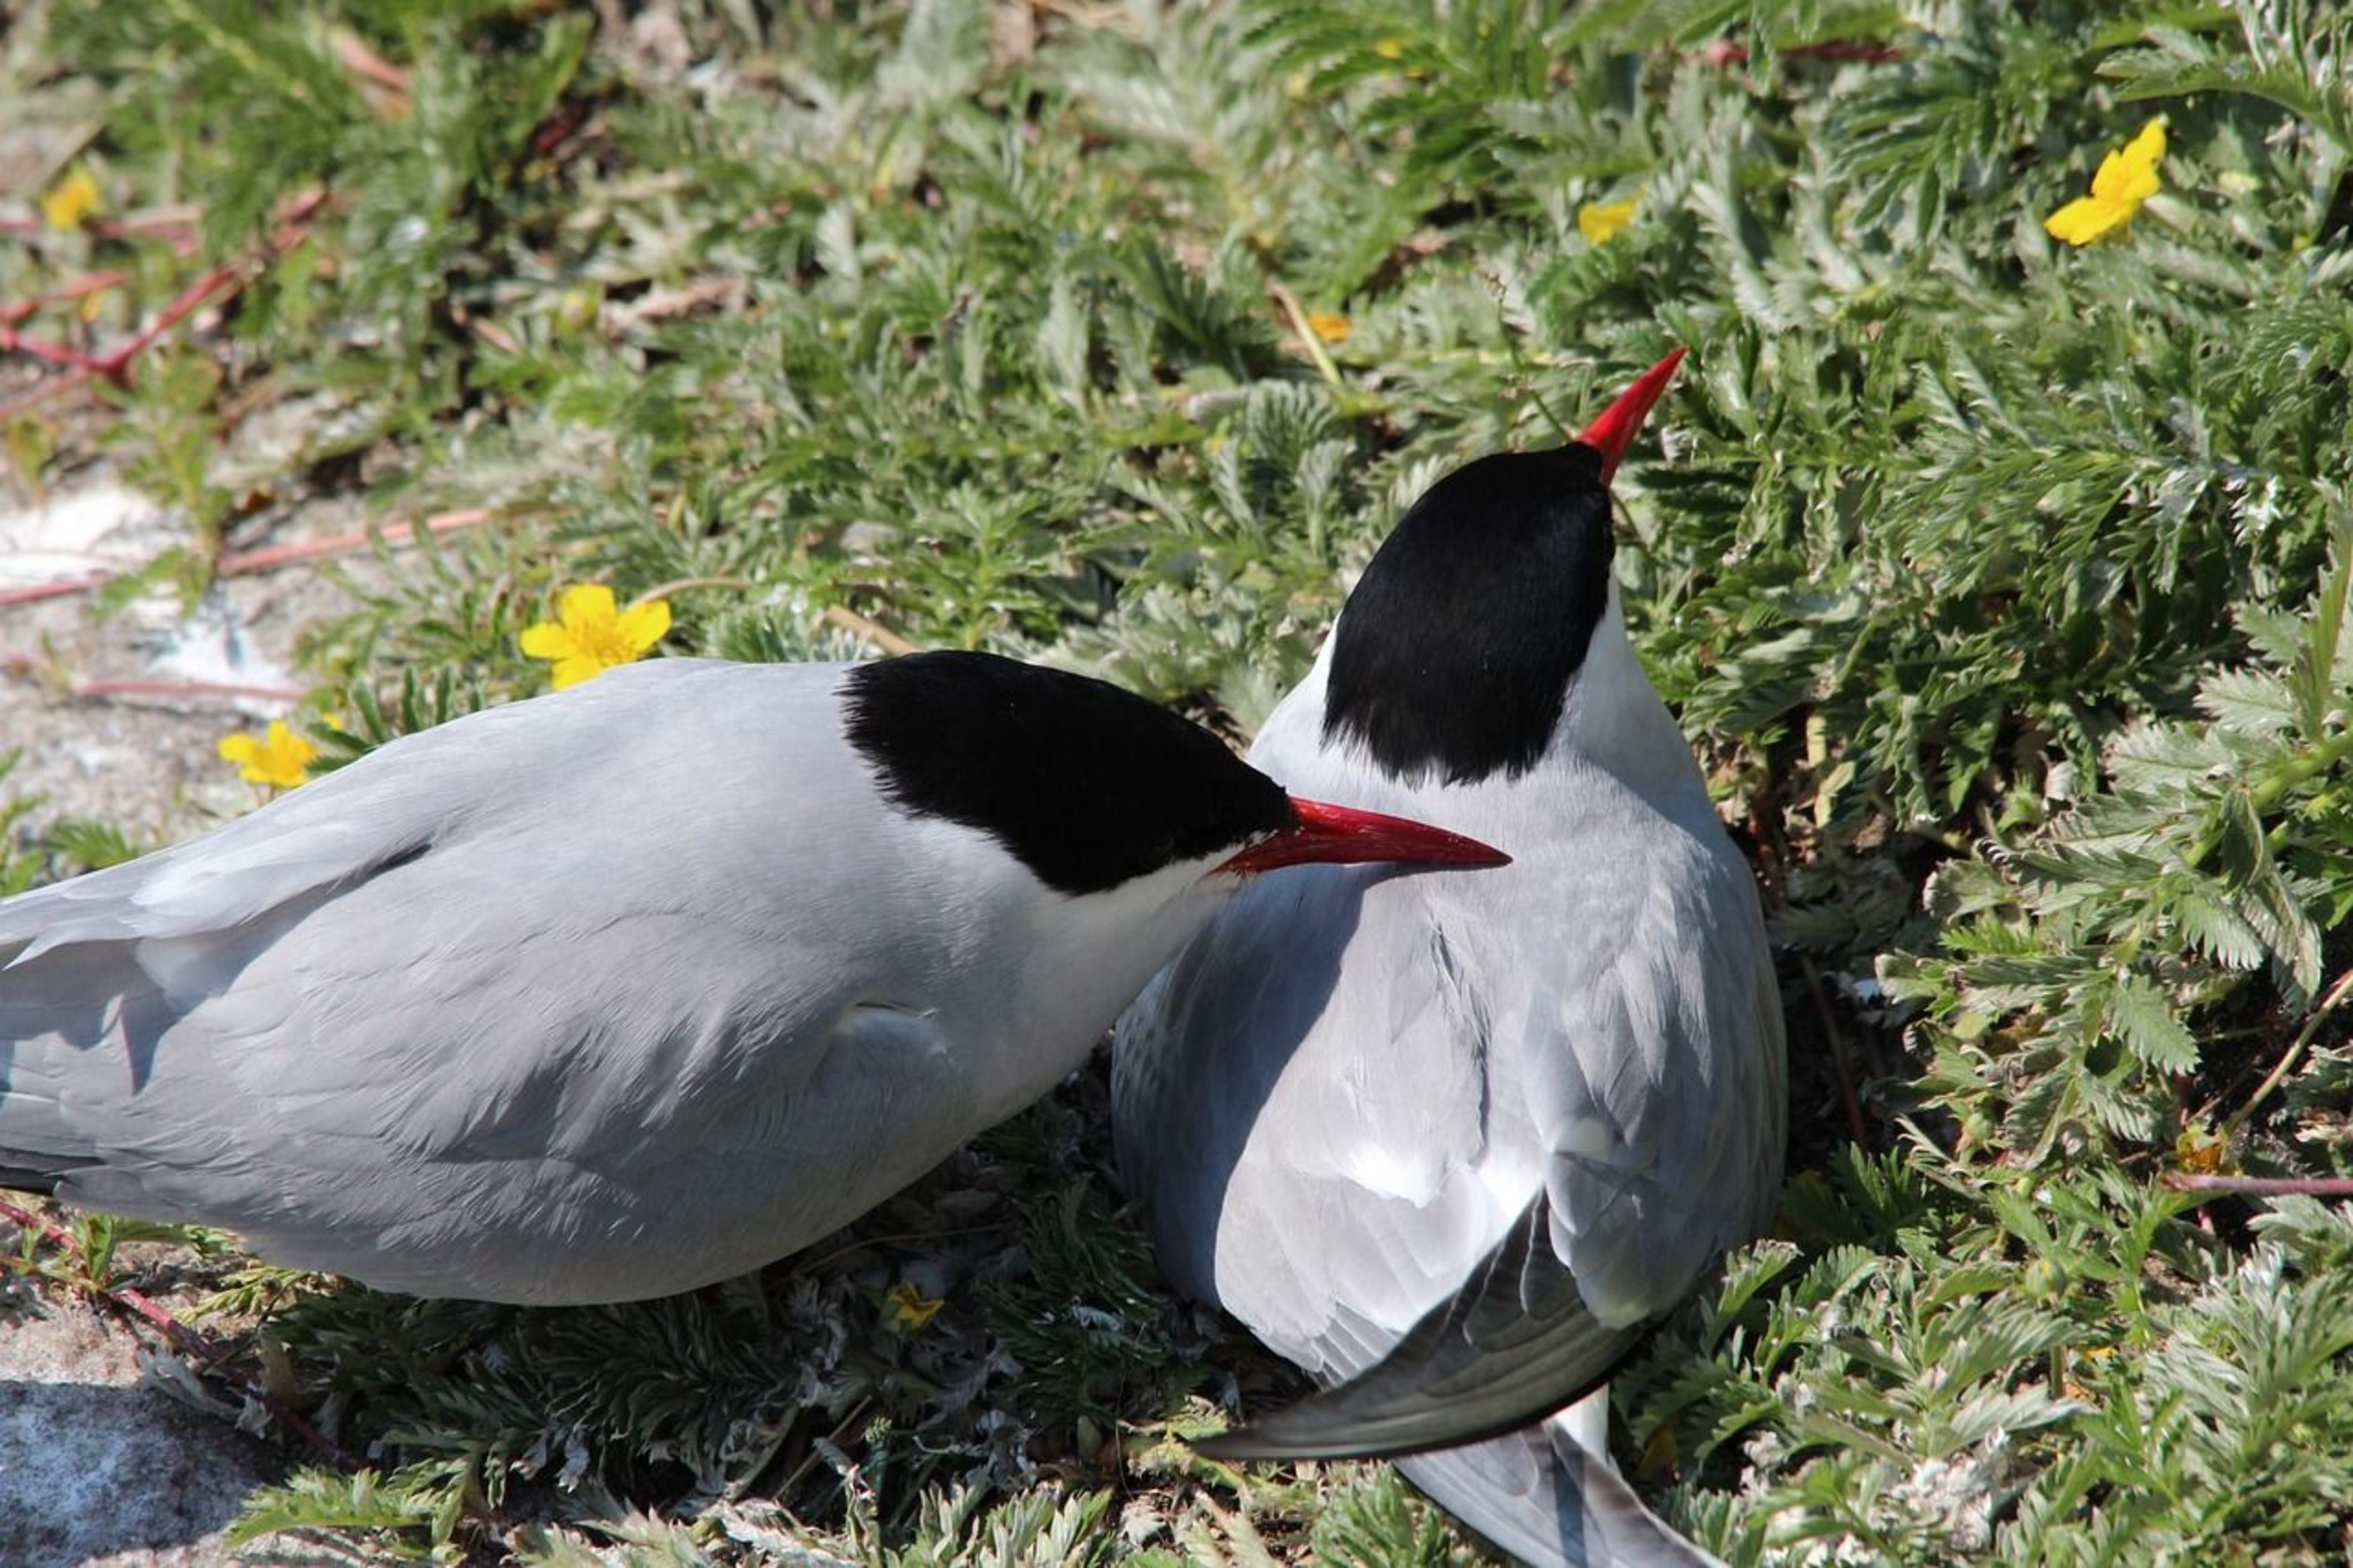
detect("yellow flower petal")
[615,598,671,654]
[2045,195,2131,246]
[219,721,316,788]
[884,1281,947,1331]
[1578,199,1640,246]
[2120,116,2167,174]
[1305,309,1352,345]
[2052,117,2165,246]
[555,582,620,629]
[525,583,666,687]
[2090,145,2161,206]
[40,167,100,232]
[1372,37,1406,60]
[549,654,605,691]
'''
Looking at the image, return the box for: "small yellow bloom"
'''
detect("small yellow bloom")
[518,584,670,690]
[1305,309,1352,345]
[218,721,318,789]
[1578,199,1640,246]
[1372,37,1406,60]
[2176,1125,2227,1175]
[40,166,100,233]
[883,1281,946,1332]
[2045,116,2166,247]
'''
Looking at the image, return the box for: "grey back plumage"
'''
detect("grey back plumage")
[1113,597,1784,1562]
[1,659,1232,1303]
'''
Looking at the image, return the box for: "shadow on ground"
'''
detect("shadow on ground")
[1,1287,287,1568]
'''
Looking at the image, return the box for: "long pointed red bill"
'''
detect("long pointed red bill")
[1577,347,1686,483]
[1216,797,1511,877]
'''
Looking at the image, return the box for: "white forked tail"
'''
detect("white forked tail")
[1396,1395,1724,1568]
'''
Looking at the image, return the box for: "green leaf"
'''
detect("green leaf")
[2107,972,2200,1072]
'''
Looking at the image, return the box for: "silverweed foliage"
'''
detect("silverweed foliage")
[4,0,2353,1561]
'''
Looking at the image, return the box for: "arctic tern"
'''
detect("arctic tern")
[1115,353,1785,1565]
[0,650,1506,1305]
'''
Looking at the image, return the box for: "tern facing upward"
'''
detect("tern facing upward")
[0,650,1505,1305]
[1114,353,1786,1565]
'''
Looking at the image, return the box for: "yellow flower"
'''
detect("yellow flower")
[1372,37,1406,60]
[519,584,670,690]
[2176,1124,2227,1175]
[1305,309,1352,344]
[883,1281,946,1332]
[1578,199,1640,246]
[218,721,317,789]
[2045,116,2166,246]
[40,166,100,232]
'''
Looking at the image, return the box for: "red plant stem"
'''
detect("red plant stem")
[0,264,244,381]
[0,506,504,613]
[89,263,246,379]
[2164,1173,2353,1198]
[72,677,311,705]
[0,205,207,241]
[1705,40,1904,66]
[0,651,312,706]
[1802,952,1870,1145]
[216,505,494,575]
[0,327,96,369]
[0,1197,357,1468]
[2,270,133,325]
[0,187,330,386]
[0,571,116,611]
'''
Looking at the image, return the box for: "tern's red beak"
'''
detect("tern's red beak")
[1215,797,1511,877]
[1577,347,1686,483]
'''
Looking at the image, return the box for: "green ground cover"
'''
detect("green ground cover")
[5,0,2353,1561]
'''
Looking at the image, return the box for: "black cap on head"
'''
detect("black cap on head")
[1322,444,1615,786]
[843,651,1293,895]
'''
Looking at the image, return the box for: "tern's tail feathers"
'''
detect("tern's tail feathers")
[1192,1198,1650,1461]
[1398,1421,1722,1568]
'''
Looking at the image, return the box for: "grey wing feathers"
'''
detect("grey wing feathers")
[0,660,903,1297]
[0,659,775,968]
[0,686,549,967]
[0,793,427,968]
[1190,1197,1650,1461]
[1398,1426,1726,1568]
[1518,838,1784,1330]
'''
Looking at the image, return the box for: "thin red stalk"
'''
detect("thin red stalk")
[0,187,328,388]
[0,325,98,369]
[0,1197,356,1468]
[0,573,110,611]
[2,270,133,325]
[88,263,246,381]
[74,677,311,705]
[0,206,207,241]
[1705,40,1904,66]
[218,506,494,576]
[2164,1173,2353,1198]
[0,265,241,381]
[1802,952,1871,1145]
[0,506,506,615]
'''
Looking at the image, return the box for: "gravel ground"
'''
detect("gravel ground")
[2,475,371,1568]
[0,1269,290,1568]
